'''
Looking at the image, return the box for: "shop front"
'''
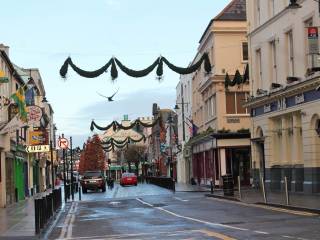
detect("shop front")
[192,133,251,187]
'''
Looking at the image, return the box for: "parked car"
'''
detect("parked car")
[120,173,137,186]
[80,171,106,193]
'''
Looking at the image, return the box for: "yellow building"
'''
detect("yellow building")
[190,0,251,187]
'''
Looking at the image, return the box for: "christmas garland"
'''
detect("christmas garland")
[225,64,249,89]
[102,135,146,146]
[60,53,211,80]
[90,117,160,132]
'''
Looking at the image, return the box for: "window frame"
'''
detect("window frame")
[226,92,250,115]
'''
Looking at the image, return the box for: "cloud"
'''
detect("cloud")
[65,88,175,147]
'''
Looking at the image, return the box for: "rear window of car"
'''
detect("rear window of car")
[84,172,102,177]
[122,173,135,177]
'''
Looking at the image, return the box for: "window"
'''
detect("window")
[256,49,262,88]
[269,40,277,83]
[304,18,318,69]
[286,30,295,76]
[226,92,249,114]
[242,42,248,61]
[205,95,216,121]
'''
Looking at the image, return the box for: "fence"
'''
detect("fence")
[146,176,175,191]
[215,175,320,211]
[34,188,62,235]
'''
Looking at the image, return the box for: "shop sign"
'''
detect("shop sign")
[26,144,50,153]
[227,118,240,124]
[308,27,319,54]
[295,94,304,104]
[264,104,271,113]
[29,131,45,146]
[27,105,42,124]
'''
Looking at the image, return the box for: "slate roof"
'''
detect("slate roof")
[214,0,246,21]
[199,0,246,43]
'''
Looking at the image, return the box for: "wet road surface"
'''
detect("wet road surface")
[48,183,320,240]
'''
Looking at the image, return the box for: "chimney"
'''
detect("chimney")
[0,44,9,56]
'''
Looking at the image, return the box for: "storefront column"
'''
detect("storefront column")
[220,148,226,176]
[0,151,6,207]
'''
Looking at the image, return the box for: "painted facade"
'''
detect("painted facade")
[189,0,251,187]
[246,0,320,193]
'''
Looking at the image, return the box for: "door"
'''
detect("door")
[5,158,14,205]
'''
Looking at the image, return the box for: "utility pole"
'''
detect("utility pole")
[181,84,186,142]
[50,140,54,190]
[70,136,74,201]
[169,113,173,178]
[62,134,67,203]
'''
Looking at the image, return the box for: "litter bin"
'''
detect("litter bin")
[222,175,234,196]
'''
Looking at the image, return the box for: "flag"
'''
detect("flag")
[188,119,198,137]
[11,86,28,122]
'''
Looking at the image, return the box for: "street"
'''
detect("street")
[48,184,320,240]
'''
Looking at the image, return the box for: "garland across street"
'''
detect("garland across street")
[60,53,212,80]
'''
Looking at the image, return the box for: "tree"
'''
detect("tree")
[123,144,146,176]
[78,135,106,174]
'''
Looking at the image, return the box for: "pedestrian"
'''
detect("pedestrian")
[110,178,114,190]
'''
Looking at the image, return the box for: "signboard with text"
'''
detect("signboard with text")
[308,27,319,54]
[26,145,50,153]
[27,105,42,125]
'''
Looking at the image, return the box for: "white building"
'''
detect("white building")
[246,0,320,193]
[175,73,193,183]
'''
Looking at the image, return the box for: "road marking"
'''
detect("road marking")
[64,229,236,239]
[282,236,296,239]
[198,229,237,240]
[136,198,249,231]
[174,196,189,202]
[254,230,269,235]
[58,202,76,239]
[206,197,318,217]
[67,202,78,238]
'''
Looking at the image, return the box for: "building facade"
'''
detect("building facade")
[190,0,251,187]
[0,44,56,207]
[246,0,320,193]
[175,73,193,183]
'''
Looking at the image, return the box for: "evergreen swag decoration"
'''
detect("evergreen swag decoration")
[101,135,146,146]
[224,64,249,89]
[60,53,211,80]
[90,117,160,132]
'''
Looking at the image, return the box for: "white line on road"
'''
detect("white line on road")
[254,230,269,235]
[173,196,189,202]
[66,202,78,238]
[136,198,249,231]
[58,202,76,239]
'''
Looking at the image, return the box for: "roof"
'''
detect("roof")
[199,0,246,43]
[214,0,246,21]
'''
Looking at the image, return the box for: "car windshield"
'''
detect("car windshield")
[84,172,102,178]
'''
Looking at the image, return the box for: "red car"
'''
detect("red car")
[120,173,137,186]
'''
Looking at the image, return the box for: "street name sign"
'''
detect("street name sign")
[58,138,69,149]
[26,145,50,153]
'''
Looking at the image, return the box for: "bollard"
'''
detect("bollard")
[34,198,40,235]
[39,198,44,229]
[261,177,267,204]
[172,179,175,192]
[79,186,81,201]
[284,176,290,206]
[210,181,214,194]
[238,176,242,201]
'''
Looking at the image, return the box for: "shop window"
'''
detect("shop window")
[226,92,249,114]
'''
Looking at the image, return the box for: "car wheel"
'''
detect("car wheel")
[82,188,87,194]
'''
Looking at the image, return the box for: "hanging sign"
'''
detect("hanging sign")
[29,131,45,145]
[27,105,42,124]
[26,144,50,153]
[308,27,319,54]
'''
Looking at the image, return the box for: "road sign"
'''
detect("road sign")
[26,145,50,153]
[58,138,69,149]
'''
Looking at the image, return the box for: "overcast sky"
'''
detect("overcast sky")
[1,0,231,147]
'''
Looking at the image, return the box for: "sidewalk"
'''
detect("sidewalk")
[175,183,211,192]
[0,197,35,239]
[207,187,320,212]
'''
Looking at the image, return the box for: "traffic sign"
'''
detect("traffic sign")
[58,138,69,149]
[26,145,50,153]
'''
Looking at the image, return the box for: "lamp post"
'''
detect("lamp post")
[167,113,174,178]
